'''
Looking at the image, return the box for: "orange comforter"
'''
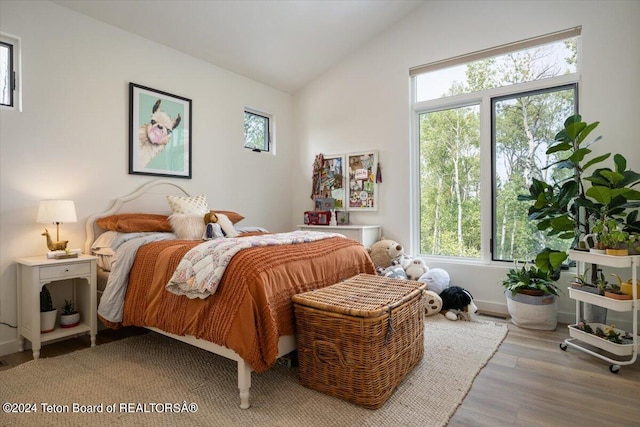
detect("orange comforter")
[117,236,374,372]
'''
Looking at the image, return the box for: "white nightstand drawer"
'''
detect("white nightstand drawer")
[40,262,91,280]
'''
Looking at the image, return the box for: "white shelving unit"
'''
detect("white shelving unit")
[561,250,638,373]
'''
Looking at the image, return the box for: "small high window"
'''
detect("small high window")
[244,110,271,152]
[1,33,20,111]
[1,40,15,107]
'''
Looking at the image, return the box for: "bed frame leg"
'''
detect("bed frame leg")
[237,360,252,409]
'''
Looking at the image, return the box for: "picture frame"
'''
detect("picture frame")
[129,83,192,178]
[347,150,378,211]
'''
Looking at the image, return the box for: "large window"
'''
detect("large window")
[412,28,580,263]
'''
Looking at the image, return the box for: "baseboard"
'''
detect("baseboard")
[476,299,634,331]
[0,340,20,357]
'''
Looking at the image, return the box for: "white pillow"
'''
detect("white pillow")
[169,214,206,240]
[167,194,209,215]
[216,213,239,237]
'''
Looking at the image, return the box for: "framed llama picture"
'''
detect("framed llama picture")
[347,150,378,211]
[129,83,192,178]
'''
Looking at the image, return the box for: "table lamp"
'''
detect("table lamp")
[37,200,77,252]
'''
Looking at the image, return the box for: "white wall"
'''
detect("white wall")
[0,1,294,354]
[293,1,640,327]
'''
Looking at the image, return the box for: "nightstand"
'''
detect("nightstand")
[15,254,97,359]
[297,224,381,248]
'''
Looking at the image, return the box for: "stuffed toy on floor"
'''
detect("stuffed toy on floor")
[368,238,406,269]
[439,286,478,321]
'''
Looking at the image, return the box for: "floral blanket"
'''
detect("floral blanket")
[165,230,344,298]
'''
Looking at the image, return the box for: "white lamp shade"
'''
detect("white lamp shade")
[37,200,77,224]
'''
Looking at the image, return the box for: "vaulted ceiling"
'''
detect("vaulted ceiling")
[53,0,425,93]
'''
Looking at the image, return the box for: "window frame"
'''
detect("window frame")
[0,33,20,111]
[410,33,581,264]
[490,83,579,263]
[244,109,272,153]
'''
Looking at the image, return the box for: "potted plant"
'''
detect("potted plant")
[570,266,590,289]
[60,299,80,328]
[594,217,630,255]
[594,271,609,295]
[501,263,560,330]
[612,273,640,297]
[603,282,632,300]
[40,285,57,333]
[518,115,640,322]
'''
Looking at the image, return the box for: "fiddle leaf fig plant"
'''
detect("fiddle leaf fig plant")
[519,114,640,278]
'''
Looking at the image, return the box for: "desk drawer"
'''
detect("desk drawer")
[40,262,91,280]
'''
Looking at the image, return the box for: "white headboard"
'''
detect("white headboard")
[84,179,191,254]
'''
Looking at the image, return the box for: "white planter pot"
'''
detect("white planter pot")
[40,309,57,333]
[505,290,558,331]
[60,312,80,328]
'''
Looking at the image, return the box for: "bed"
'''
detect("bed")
[84,179,375,409]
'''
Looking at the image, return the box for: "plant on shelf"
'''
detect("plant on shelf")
[573,321,633,345]
[40,285,53,312]
[39,285,57,333]
[595,271,609,293]
[60,299,80,328]
[593,216,630,255]
[62,300,76,315]
[571,266,591,287]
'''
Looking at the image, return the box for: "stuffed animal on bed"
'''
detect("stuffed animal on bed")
[203,211,218,224]
[439,286,478,321]
[203,211,238,238]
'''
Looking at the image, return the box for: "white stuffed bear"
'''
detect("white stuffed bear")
[418,268,450,294]
[404,258,429,281]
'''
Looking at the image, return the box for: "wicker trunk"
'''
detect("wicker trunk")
[292,274,425,409]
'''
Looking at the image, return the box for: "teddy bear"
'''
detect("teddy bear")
[368,238,405,269]
[203,211,218,225]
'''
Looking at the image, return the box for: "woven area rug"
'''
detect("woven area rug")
[0,314,507,427]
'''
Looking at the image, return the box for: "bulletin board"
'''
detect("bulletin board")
[347,151,378,211]
[314,154,346,210]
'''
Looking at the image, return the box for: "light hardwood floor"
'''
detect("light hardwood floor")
[449,316,639,427]
[2,317,638,426]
